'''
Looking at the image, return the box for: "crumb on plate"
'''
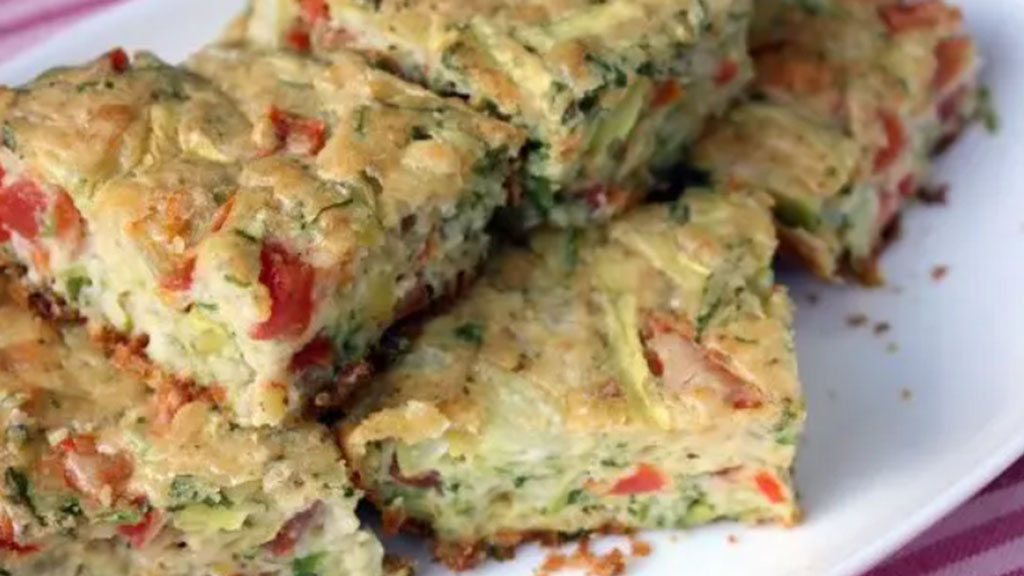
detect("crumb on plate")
[846,313,869,327]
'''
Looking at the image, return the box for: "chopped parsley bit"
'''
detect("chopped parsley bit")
[343,486,356,498]
[98,507,143,525]
[232,228,259,243]
[976,85,999,133]
[695,295,723,340]
[513,476,528,488]
[307,199,353,229]
[5,467,40,521]
[194,302,219,313]
[410,125,432,141]
[566,488,585,505]
[774,401,802,445]
[2,123,16,151]
[670,201,691,224]
[792,0,830,14]
[563,229,581,271]
[66,275,92,302]
[293,552,327,576]
[524,176,556,218]
[224,274,251,288]
[59,496,83,518]
[353,106,370,139]
[453,322,485,346]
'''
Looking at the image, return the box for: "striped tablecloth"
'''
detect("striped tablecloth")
[1,2,1021,575]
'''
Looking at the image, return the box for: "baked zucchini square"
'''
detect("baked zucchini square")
[694,0,981,280]
[0,280,383,576]
[238,0,754,227]
[0,49,521,426]
[341,190,804,569]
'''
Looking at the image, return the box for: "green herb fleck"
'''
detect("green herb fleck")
[563,229,580,271]
[59,496,83,518]
[670,201,691,224]
[410,125,432,141]
[976,85,999,133]
[513,476,528,488]
[353,106,370,139]
[224,274,251,288]
[169,474,228,508]
[66,275,92,303]
[2,123,16,151]
[293,552,326,576]
[233,228,259,243]
[454,322,485,346]
[774,401,803,445]
[307,199,353,228]
[524,176,556,218]
[5,467,39,521]
[97,507,143,525]
[195,302,218,313]
[695,294,723,340]
[566,488,585,505]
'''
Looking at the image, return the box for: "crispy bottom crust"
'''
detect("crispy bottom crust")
[351,466,800,571]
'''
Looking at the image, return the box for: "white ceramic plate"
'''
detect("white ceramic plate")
[3,1,1023,574]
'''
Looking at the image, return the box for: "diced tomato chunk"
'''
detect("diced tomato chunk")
[389,453,442,490]
[266,502,324,556]
[874,110,906,174]
[0,180,47,240]
[107,48,130,73]
[116,499,163,548]
[251,242,316,340]
[269,106,327,156]
[651,80,684,108]
[286,22,313,53]
[609,463,666,496]
[714,58,740,87]
[0,515,40,555]
[934,36,973,91]
[755,471,786,504]
[291,335,333,371]
[898,174,918,197]
[210,194,235,233]
[151,380,197,430]
[938,86,968,123]
[160,256,196,292]
[730,392,764,410]
[879,1,962,33]
[53,190,83,245]
[755,51,836,98]
[301,0,330,23]
[57,435,134,499]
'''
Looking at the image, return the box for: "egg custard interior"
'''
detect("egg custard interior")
[342,189,804,568]
[0,277,384,576]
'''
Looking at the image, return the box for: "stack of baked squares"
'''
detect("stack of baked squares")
[0,0,981,574]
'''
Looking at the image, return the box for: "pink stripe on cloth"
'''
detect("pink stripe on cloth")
[892,480,1024,560]
[867,504,1024,576]
[927,536,1024,576]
